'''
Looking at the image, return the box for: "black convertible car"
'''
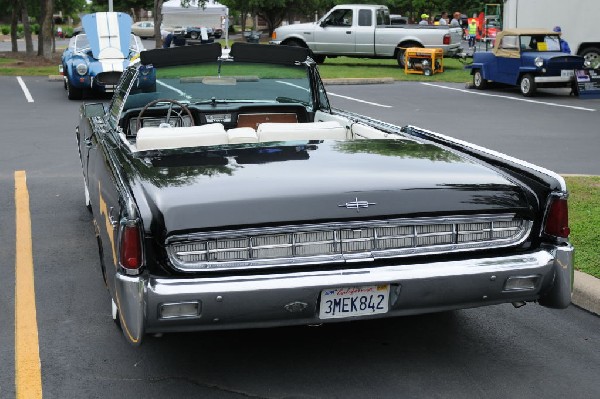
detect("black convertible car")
[77,42,573,345]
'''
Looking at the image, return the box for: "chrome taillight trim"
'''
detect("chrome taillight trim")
[166,214,532,272]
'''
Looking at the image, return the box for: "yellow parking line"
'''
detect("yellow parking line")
[14,170,43,399]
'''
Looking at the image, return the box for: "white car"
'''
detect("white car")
[131,21,155,39]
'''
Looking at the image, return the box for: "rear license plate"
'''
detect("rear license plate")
[561,69,574,78]
[319,285,389,319]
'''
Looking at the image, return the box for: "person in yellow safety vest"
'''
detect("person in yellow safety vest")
[467,17,478,48]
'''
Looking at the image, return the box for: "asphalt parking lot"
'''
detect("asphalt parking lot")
[1,41,599,398]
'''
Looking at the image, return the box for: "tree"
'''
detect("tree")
[153,0,164,48]
[38,0,54,59]
[220,0,325,36]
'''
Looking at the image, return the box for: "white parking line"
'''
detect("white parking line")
[275,80,392,108]
[421,82,596,112]
[16,77,34,103]
[327,92,393,108]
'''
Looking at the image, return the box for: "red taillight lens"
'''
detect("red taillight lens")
[120,224,142,269]
[544,198,570,238]
[443,33,450,45]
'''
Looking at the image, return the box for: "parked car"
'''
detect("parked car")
[184,26,215,43]
[76,42,573,345]
[131,20,155,39]
[70,25,83,37]
[60,12,153,100]
[390,14,408,25]
[466,28,591,96]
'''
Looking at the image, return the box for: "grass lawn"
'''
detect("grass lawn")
[564,176,600,278]
[0,52,473,82]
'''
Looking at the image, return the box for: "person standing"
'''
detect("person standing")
[161,28,173,48]
[419,13,429,25]
[553,26,571,54]
[450,12,461,26]
[439,12,448,25]
[467,16,478,47]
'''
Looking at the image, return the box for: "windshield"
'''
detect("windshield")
[520,34,562,52]
[74,34,143,54]
[125,60,313,109]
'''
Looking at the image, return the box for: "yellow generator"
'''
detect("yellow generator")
[404,48,444,76]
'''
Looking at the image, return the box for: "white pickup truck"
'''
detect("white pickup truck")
[270,4,463,66]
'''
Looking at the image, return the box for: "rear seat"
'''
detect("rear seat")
[135,121,348,151]
[136,123,227,151]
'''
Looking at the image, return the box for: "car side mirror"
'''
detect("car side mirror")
[83,103,105,117]
[319,20,328,28]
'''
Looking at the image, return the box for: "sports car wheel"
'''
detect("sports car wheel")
[67,79,83,100]
[520,74,536,97]
[189,31,199,40]
[473,70,488,89]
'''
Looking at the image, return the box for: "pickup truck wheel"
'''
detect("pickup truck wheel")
[67,79,83,100]
[581,46,600,68]
[284,39,304,48]
[396,43,422,68]
[189,31,199,40]
[473,70,488,89]
[311,54,326,64]
[520,74,536,97]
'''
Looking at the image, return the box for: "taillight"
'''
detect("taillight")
[120,222,142,271]
[443,33,450,45]
[544,197,570,238]
[272,31,277,40]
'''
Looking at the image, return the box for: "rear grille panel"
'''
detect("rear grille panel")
[166,214,532,272]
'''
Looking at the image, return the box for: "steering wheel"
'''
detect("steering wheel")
[135,98,195,133]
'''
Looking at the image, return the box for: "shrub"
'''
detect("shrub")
[31,23,40,35]
[1,25,9,35]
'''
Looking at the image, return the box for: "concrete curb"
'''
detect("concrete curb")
[322,77,394,85]
[573,270,600,315]
[48,75,62,81]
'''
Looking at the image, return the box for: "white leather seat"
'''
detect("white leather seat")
[227,127,259,144]
[136,123,227,151]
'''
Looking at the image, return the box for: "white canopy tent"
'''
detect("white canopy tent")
[162,0,229,45]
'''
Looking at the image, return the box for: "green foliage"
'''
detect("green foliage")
[31,23,40,35]
[564,176,600,278]
[1,25,9,35]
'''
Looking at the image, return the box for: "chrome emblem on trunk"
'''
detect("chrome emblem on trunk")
[339,197,376,212]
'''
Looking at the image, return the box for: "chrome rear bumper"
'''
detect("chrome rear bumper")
[115,244,573,341]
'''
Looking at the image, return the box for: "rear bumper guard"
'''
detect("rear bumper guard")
[115,244,573,340]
